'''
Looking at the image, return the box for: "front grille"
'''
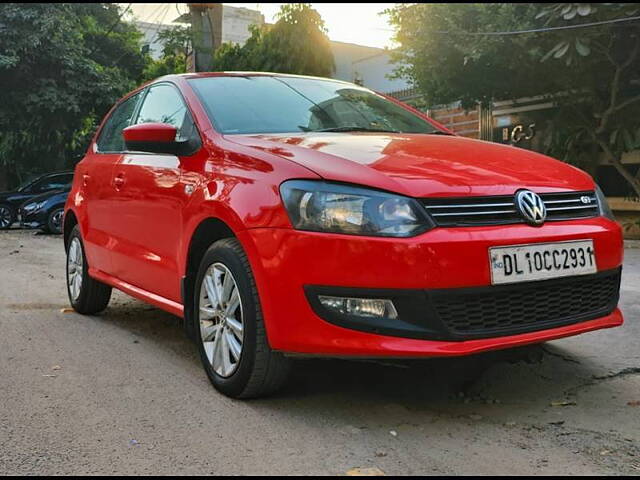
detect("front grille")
[423,191,599,227]
[430,269,621,339]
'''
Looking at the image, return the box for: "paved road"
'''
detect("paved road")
[0,229,639,475]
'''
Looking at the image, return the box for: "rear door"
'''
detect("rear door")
[79,92,142,273]
[109,83,200,302]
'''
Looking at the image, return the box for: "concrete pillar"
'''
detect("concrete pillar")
[187,3,223,72]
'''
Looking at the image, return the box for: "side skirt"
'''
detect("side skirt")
[88,268,184,318]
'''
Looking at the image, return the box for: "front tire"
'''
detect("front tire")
[66,225,112,314]
[46,207,64,234]
[194,238,291,399]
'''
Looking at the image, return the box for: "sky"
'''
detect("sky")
[125,3,397,49]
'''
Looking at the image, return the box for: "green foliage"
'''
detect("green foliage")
[142,25,192,81]
[387,3,640,197]
[0,3,149,187]
[386,3,543,109]
[157,25,192,59]
[213,40,250,71]
[212,4,334,77]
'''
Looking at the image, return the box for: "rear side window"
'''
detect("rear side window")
[134,83,197,142]
[96,92,142,152]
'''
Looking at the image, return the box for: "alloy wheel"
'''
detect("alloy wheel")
[199,262,244,378]
[0,207,11,228]
[67,237,83,301]
[51,210,64,233]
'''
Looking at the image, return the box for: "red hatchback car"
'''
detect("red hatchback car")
[64,73,623,398]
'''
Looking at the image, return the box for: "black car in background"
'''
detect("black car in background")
[18,188,70,234]
[0,171,74,229]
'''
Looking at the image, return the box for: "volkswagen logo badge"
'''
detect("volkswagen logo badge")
[515,189,547,226]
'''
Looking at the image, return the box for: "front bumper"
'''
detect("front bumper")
[238,217,624,357]
[17,208,46,229]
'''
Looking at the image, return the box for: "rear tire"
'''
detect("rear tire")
[66,225,112,314]
[194,238,291,399]
[0,204,15,229]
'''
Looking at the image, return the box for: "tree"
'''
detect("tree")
[387,3,640,198]
[386,4,542,108]
[537,3,640,198]
[142,25,193,81]
[212,4,334,77]
[0,3,149,188]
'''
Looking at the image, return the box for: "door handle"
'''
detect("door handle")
[82,174,90,187]
[113,174,125,190]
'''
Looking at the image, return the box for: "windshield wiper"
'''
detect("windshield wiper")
[304,126,401,133]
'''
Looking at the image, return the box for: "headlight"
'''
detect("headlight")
[280,180,433,237]
[24,201,45,212]
[595,185,615,220]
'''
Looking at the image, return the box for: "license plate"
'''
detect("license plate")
[489,240,596,285]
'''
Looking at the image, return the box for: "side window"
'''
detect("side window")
[96,92,141,152]
[26,177,49,193]
[40,175,70,192]
[135,84,197,142]
[61,173,74,187]
[33,174,73,192]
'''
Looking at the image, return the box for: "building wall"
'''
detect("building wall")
[135,21,173,60]
[351,52,410,94]
[221,5,264,45]
[330,41,381,84]
[329,41,410,94]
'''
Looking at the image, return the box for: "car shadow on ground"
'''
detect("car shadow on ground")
[99,295,603,413]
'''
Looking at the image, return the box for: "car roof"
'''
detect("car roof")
[119,71,370,107]
[29,171,73,181]
[39,171,74,178]
[153,71,355,86]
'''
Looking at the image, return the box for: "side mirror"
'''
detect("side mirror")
[123,123,193,156]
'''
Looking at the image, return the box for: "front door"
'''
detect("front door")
[108,83,200,303]
[82,92,142,273]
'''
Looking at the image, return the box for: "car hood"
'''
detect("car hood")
[20,189,69,207]
[0,191,17,201]
[226,132,595,197]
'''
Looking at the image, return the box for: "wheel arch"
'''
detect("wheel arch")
[182,217,236,340]
[63,209,78,250]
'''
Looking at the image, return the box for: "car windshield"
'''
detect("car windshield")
[188,75,441,135]
[16,176,39,192]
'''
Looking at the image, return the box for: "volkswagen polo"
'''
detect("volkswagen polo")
[64,73,623,398]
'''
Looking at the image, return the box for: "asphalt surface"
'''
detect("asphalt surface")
[0,228,639,475]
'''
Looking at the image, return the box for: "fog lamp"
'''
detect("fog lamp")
[318,295,398,319]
